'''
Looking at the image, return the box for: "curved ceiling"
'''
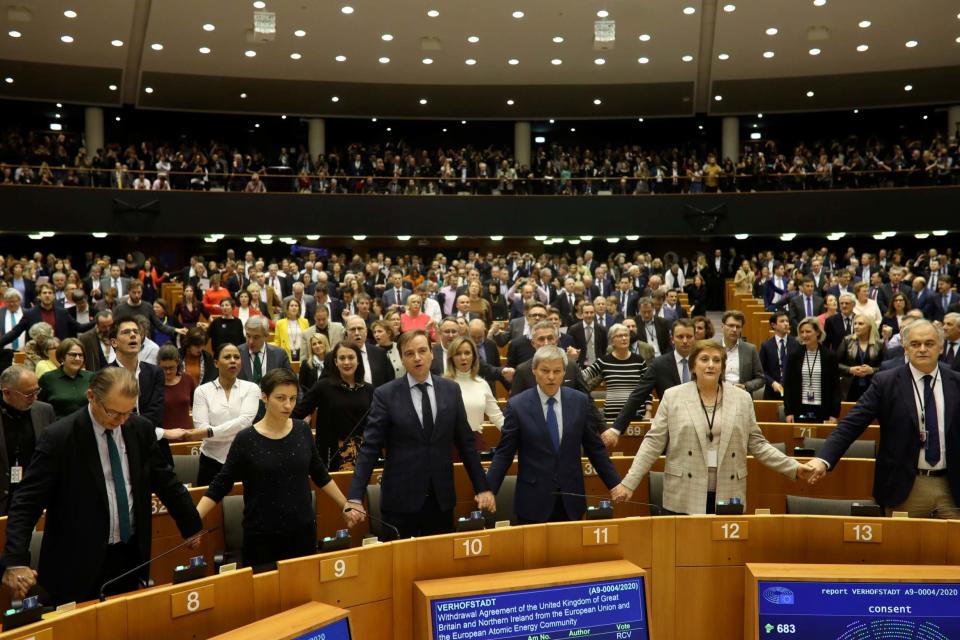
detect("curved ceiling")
[1,0,959,118]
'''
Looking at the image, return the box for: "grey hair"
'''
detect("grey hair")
[638,296,654,308]
[532,344,568,369]
[245,315,270,334]
[607,322,630,343]
[0,364,31,389]
[902,319,943,347]
[28,322,54,341]
[2,288,21,302]
[838,293,856,304]
[944,312,960,325]
[531,320,558,336]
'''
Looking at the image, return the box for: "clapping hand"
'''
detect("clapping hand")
[475,491,497,513]
[796,459,828,484]
[610,484,634,503]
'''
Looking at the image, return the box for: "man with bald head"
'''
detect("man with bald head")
[0,366,55,514]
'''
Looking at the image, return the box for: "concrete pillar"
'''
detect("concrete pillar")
[308,118,325,161]
[949,106,960,141]
[721,116,739,163]
[514,121,531,169]
[84,107,104,154]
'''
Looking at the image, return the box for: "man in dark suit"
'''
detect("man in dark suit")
[636,297,671,357]
[468,319,507,394]
[344,330,494,539]
[0,367,203,605]
[763,263,789,311]
[381,271,411,312]
[943,313,959,370]
[432,317,511,383]
[614,277,640,320]
[788,278,825,330]
[493,300,545,348]
[555,278,580,327]
[343,315,394,388]
[880,267,912,304]
[99,264,131,299]
[313,288,344,326]
[567,300,606,368]
[113,281,183,342]
[610,319,696,440]
[911,276,937,320]
[824,294,857,351]
[486,345,619,524]
[804,321,960,518]
[930,276,956,323]
[238,316,293,383]
[0,283,92,348]
[79,311,115,372]
[759,311,798,400]
[0,366,55,515]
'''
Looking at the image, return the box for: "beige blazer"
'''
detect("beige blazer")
[621,381,797,515]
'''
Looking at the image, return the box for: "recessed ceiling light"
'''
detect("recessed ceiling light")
[144,86,154,94]
[378,56,390,63]
[904,84,913,91]
[513,11,525,18]
[551,58,562,65]
[108,84,117,90]
[723,4,736,12]
[381,33,393,41]
[331,96,340,102]
[552,35,564,43]
[809,47,821,55]
[60,35,74,43]
[111,39,124,47]
[421,57,433,64]
[467,35,479,43]
[549,119,555,123]
[594,57,605,65]
[254,123,260,128]
[282,115,287,119]
[151,43,164,51]
[507,99,515,105]
[426,9,439,17]
[806,90,815,97]
[465,58,477,65]
[718,53,730,60]
[54,113,60,118]
[956,36,960,44]
[203,23,215,31]
[115,116,121,122]
[923,114,928,120]
[370,117,376,121]
[56,102,62,107]
[335,54,347,62]
[596,10,609,18]
[638,117,644,122]
[757,113,763,118]
[340,6,354,14]
[290,52,302,60]
[681,54,694,62]
[905,40,918,47]
[857,44,869,52]
[813,0,826,5]
[386,128,391,132]
[240,92,247,98]
[683,6,696,15]
[63,10,77,18]
[253,1,266,8]
[244,49,256,57]
[462,120,467,124]
[508,58,519,65]
[570,127,576,132]
[419,98,428,104]
[763,50,775,58]
[858,20,871,28]
[639,34,651,41]
[765,27,779,35]
[714,95,723,101]
[8,30,21,38]
[593,98,602,105]
[4,77,12,84]
[199,46,210,53]
[294,29,306,37]
[637,57,650,64]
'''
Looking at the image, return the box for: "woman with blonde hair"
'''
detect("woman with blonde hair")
[299,332,330,391]
[273,298,309,362]
[733,260,754,295]
[444,336,503,450]
[837,315,884,402]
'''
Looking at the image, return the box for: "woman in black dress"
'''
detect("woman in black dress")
[484,280,509,321]
[197,368,352,569]
[292,342,374,471]
[684,273,709,317]
[208,297,245,355]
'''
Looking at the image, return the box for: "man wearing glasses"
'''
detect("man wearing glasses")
[0,367,203,604]
[0,365,55,515]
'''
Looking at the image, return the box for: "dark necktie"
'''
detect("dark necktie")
[778,339,787,378]
[546,396,560,452]
[105,430,132,543]
[944,343,956,365]
[845,316,852,335]
[923,375,940,466]
[416,382,434,440]
[252,351,263,383]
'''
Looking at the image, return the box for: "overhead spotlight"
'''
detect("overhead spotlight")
[490,235,504,241]
[8,30,22,38]
[444,235,458,241]
[904,84,913,91]
[606,237,621,243]
[507,99,515,105]
[508,58,519,65]
[639,34,651,41]
[252,1,266,8]
[60,35,75,43]
[381,33,393,41]
[144,86,154,93]
[92,232,109,238]
[718,53,730,60]
[637,57,649,64]
[682,55,694,62]
[750,132,762,140]
[552,36,564,43]
[765,27,779,35]
[858,20,871,28]
[199,46,211,53]
[419,98,428,104]
[596,10,609,18]
[426,9,439,17]
[421,58,433,64]
[108,84,118,91]
[808,48,821,55]
[638,117,644,122]
[467,35,479,43]
[683,6,696,15]
[579,235,594,241]
[905,40,918,48]
[397,235,411,241]
[932,230,949,236]
[305,235,320,240]
[723,4,736,12]
[240,92,248,98]
[63,10,77,18]
[714,95,723,101]
[379,56,390,63]
[111,39,124,47]
[202,23,215,31]
[763,51,775,58]
[757,113,764,118]
[570,127,576,132]
[512,11,525,18]
[734,234,750,240]
[244,50,257,57]
[806,90,815,97]
[151,43,163,51]
[352,235,367,240]
[534,236,548,241]
[914,233,930,239]
[340,6,354,14]
[568,239,581,245]
[813,0,826,5]
[593,98,602,105]
[779,233,797,241]
[4,76,13,84]
[625,235,640,241]
[465,58,477,65]
[294,29,306,37]
[551,58,562,65]
[594,58,606,65]
[290,52,302,60]
[857,44,869,52]
[534,136,546,143]
[331,96,339,102]
[335,55,347,62]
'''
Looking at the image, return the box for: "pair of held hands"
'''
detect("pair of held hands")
[340,491,498,528]
[607,460,830,504]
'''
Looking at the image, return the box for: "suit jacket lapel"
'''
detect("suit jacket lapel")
[430,375,446,443]
[897,366,920,434]
[526,390,552,450]
[716,385,735,462]
[403,377,427,442]
[681,385,712,467]
[559,390,579,457]
[121,421,143,502]
[79,410,110,512]
[940,363,957,438]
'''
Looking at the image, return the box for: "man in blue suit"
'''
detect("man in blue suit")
[345,329,494,538]
[759,311,797,400]
[486,345,620,524]
[803,321,960,518]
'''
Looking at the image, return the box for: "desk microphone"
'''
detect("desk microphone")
[98,525,220,602]
[552,491,667,516]
[343,506,401,540]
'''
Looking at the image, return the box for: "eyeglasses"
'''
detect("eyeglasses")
[6,388,40,399]
[98,401,134,421]
[65,352,85,359]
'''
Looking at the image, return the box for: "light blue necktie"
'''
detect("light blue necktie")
[681,358,690,383]
[805,297,813,317]
[105,430,132,543]
[546,397,560,453]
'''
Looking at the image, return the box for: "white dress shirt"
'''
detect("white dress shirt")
[724,343,740,384]
[192,378,261,463]
[536,386,563,444]
[453,371,505,431]
[3,308,22,350]
[910,364,946,471]
[407,373,437,428]
[358,345,373,384]
[89,407,135,544]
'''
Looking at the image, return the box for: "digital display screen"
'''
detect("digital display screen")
[430,577,648,640]
[758,580,960,639]
[290,617,351,640]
